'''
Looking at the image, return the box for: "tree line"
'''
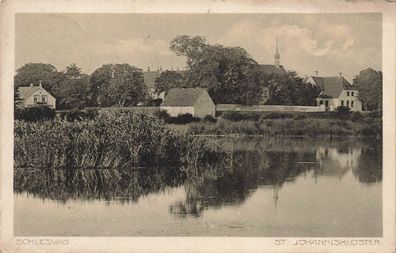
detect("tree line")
[14,35,382,110]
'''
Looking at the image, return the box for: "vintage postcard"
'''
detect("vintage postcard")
[1,0,395,252]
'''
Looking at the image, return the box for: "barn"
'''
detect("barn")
[160,88,215,118]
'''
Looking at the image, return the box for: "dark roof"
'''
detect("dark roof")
[17,86,41,99]
[258,64,287,75]
[161,88,208,106]
[310,76,355,98]
[143,71,160,89]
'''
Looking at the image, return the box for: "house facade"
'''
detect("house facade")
[306,74,362,112]
[17,83,56,109]
[160,88,215,117]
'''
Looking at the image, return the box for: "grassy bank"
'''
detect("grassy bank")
[188,117,382,138]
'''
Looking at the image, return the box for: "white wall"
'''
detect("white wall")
[23,87,56,109]
[194,92,216,117]
[317,90,362,112]
[160,106,194,117]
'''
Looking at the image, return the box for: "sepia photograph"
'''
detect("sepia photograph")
[1,1,395,253]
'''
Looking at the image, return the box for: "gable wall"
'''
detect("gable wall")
[23,87,56,109]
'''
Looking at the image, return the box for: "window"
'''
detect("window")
[346,100,349,107]
[351,91,354,96]
[341,100,344,106]
[347,91,350,96]
[319,100,323,105]
[41,95,47,103]
[351,101,354,108]
[34,95,39,103]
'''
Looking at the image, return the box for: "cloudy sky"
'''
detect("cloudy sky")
[16,13,381,82]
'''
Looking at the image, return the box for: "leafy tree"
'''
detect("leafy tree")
[14,63,63,93]
[154,70,186,95]
[89,64,114,106]
[94,64,146,107]
[169,35,263,105]
[52,64,91,109]
[266,71,321,106]
[353,68,382,111]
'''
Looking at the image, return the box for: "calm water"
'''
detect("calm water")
[14,137,382,237]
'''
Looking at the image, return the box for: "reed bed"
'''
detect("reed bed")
[14,111,229,170]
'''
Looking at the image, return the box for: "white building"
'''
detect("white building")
[306,73,362,112]
[160,88,215,118]
[17,83,56,109]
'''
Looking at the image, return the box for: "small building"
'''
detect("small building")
[17,83,56,109]
[160,88,215,118]
[306,73,362,112]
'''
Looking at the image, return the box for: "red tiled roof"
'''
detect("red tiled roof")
[161,88,208,106]
[311,76,355,98]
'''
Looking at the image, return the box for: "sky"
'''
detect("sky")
[16,13,382,82]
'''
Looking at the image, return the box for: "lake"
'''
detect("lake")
[14,137,382,237]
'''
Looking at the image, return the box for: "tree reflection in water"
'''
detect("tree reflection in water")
[169,138,382,218]
[14,138,382,215]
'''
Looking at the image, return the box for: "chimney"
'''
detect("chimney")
[39,80,42,88]
[338,72,342,79]
[315,71,319,76]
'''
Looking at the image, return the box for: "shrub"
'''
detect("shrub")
[294,114,307,120]
[335,106,351,120]
[165,113,200,124]
[153,110,170,120]
[350,111,363,122]
[221,111,260,121]
[15,106,55,122]
[262,112,294,120]
[60,109,99,121]
[203,115,217,123]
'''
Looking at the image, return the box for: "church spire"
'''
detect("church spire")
[274,37,280,68]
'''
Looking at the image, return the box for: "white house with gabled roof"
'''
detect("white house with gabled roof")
[160,88,215,118]
[17,82,56,109]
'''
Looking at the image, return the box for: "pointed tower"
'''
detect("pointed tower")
[274,37,280,68]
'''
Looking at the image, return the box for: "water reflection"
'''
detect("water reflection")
[169,138,382,218]
[14,138,382,212]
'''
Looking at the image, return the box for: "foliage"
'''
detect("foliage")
[59,109,99,121]
[265,71,321,106]
[14,63,63,94]
[15,106,56,122]
[153,110,171,120]
[221,111,260,121]
[353,68,382,111]
[203,115,217,123]
[154,70,186,95]
[335,106,351,120]
[169,35,263,105]
[93,64,147,107]
[14,112,229,170]
[165,113,201,124]
[188,117,382,137]
[52,64,92,109]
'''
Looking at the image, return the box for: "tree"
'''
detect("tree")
[353,68,382,111]
[14,63,63,93]
[94,64,146,107]
[52,64,91,109]
[169,35,263,105]
[154,70,186,95]
[266,71,321,106]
